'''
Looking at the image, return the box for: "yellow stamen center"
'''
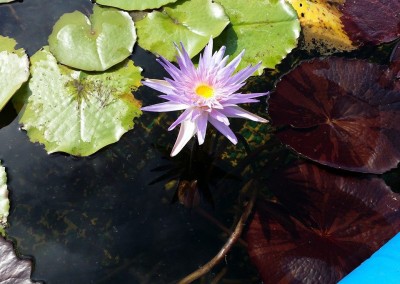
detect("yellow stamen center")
[195,84,214,99]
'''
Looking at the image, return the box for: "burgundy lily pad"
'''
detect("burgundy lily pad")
[0,236,39,283]
[340,0,400,44]
[246,162,400,284]
[390,41,400,63]
[269,57,400,174]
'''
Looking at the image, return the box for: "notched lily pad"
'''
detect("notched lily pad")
[0,236,39,283]
[96,0,178,11]
[48,5,136,71]
[214,0,300,74]
[20,47,143,156]
[269,57,400,174]
[0,162,9,236]
[135,0,229,61]
[0,35,29,111]
[246,162,400,284]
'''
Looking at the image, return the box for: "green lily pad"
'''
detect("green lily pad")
[136,0,229,61]
[215,0,300,74]
[0,0,15,3]
[0,35,29,112]
[20,47,143,156]
[0,161,9,236]
[96,0,178,11]
[48,5,136,71]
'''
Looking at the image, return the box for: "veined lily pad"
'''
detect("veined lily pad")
[0,162,9,236]
[20,47,143,156]
[214,0,300,74]
[48,5,136,71]
[135,0,229,61]
[0,237,37,283]
[247,162,400,284]
[96,0,178,11]
[269,57,400,174]
[0,35,29,112]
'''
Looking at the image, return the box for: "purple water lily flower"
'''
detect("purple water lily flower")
[141,39,269,157]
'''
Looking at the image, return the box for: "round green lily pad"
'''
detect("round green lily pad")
[48,5,136,71]
[215,0,300,74]
[136,0,229,61]
[0,35,29,112]
[0,161,9,236]
[96,0,178,11]
[20,47,143,156]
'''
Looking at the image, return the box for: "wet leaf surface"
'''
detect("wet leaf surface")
[48,5,136,71]
[20,47,143,156]
[340,0,400,45]
[215,0,300,74]
[0,236,38,283]
[96,0,178,11]
[246,162,400,284]
[269,57,400,173]
[0,35,29,111]
[135,0,229,62]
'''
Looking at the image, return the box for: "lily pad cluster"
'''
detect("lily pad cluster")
[100,0,301,72]
[15,6,143,156]
[249,14,400,283]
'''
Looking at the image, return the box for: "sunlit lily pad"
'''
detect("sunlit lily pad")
[246,162,400,284]
[0,236,38,283]
[20,47,142,156]
[340,0,400,44]
[287,0,356,54]
[48,5,136,71]
[0,0,16,3]
[269,57,400,174]
[0,162,9,236]
[214,0,300,74]
[0,35,29,111]
[135,0,229,61]
[96,0,178,11]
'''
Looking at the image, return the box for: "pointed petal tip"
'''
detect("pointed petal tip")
[170,120,197,157]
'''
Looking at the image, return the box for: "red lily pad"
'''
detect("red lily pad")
[390,41,400,63]
[340,0,400,44]
[246,162,400,284]
[269,57,400,174]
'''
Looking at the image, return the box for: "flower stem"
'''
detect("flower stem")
[177,180,257,284]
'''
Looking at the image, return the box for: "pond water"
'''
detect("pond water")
[1,0,400,283]
[0,0,261,283]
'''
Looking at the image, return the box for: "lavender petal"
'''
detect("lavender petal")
[170,120,197,157]
[208,116,238,144]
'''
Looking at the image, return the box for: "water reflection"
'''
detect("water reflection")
[0,0,257,283]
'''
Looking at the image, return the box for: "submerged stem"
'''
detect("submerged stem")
[178,180,257,284]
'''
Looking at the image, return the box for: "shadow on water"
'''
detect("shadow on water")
[0,0,259,283]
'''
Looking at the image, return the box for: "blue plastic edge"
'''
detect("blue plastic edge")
[338,233,400,284]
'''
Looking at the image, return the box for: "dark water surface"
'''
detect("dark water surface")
[0,0,258,283]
